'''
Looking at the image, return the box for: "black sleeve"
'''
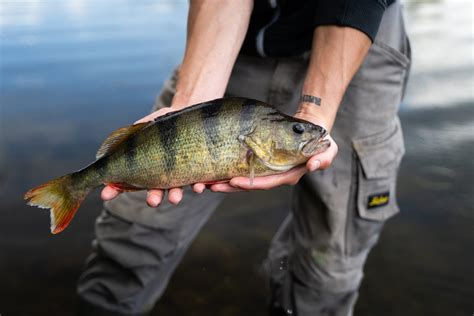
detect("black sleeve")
[313,0,392,42]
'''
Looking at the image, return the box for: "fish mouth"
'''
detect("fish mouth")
[300,129,330,157]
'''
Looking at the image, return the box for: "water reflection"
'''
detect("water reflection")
[403,0,474,108]
[0,0,472,315]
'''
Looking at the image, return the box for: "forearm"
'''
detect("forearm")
[297,26,371,131]
[171,0,253,109]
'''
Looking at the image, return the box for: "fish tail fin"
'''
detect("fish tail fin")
[24,173,91,234]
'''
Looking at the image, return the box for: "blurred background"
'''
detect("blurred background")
[0,0,472,315]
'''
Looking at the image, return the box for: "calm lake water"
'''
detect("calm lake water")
[0,1,473,315]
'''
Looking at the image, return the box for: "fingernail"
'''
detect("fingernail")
[310,160,321,172]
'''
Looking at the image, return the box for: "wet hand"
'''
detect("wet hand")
[101,107,186,207]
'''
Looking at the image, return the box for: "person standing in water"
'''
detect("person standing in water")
[78,0,411,315]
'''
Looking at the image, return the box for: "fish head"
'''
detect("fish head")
[240,115,330,172]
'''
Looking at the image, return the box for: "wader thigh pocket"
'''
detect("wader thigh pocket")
[353,121,405,221]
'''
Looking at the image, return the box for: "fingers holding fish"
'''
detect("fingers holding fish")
[147,189,164,207]
[216,165,308,191]
[306,134,337,171]
[192,183,207,194]
[167,188,184,205]
[146,188,182,206]
[192,182,243,193]
[209,183,244,193]
[101,185,122,201]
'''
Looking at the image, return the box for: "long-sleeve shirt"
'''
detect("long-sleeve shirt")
[241,0,395,57]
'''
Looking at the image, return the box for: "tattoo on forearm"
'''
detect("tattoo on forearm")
[301,94,322,106]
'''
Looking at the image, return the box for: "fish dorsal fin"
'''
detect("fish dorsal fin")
[96,122,150,159]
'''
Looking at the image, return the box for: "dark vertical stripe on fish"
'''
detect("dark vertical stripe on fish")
[123,135,137,171]
[201,99,221,162]
[239,98,256,135]
[157,117,177,172]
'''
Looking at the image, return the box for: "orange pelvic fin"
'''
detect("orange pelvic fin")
[106,182,143,192]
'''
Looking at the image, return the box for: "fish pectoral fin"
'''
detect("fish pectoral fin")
[96,122,151,159]
[239,133,268,164]
[240,134,275,180]
[247,150,255,186]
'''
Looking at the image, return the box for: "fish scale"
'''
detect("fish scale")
[24,97,329,233]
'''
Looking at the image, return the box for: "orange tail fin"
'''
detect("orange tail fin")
[24,174,90,234]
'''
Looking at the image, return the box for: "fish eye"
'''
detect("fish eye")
[292,123,305,134]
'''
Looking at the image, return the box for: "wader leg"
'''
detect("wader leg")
[76,69,229,314]
[76,55,284,314]
[266,2,411,315]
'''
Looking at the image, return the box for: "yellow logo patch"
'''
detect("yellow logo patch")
[367,192,390,209]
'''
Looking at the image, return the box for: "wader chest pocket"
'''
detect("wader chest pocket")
[353,121,405,221]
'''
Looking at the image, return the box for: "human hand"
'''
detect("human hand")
[101,107,189,206]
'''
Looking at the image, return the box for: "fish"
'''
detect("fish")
[24,97,330,234]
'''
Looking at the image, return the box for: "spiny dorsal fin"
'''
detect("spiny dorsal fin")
[96,122,150,159]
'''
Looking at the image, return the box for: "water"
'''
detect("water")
[403,0,473,109]
[0,1,473,315]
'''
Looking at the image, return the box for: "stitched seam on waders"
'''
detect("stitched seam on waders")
[344,150,358,256]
